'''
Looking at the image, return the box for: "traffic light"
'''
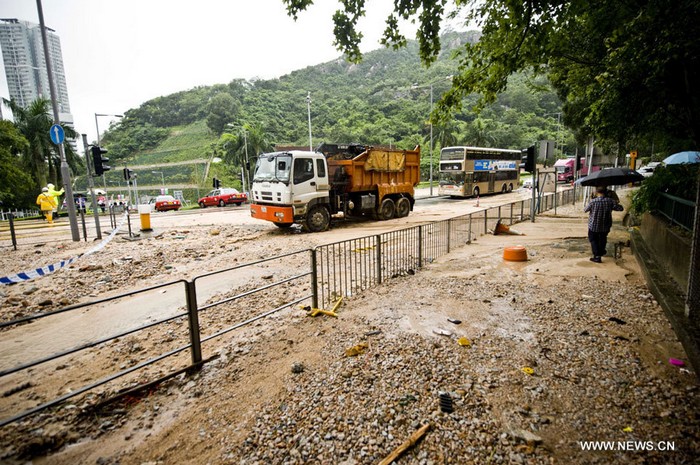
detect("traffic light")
[91,146,110,176]
[521,146,535,172]
[213,177,221,188]
[123,167,134,180]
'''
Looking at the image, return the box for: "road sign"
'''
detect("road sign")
[49,124,65,145]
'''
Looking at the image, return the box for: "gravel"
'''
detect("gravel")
[1,204,698,464]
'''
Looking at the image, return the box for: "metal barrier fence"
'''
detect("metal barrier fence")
[657,193,696,232]
[0,209,39,221]
[0,188,577,427]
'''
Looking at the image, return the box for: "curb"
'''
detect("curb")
[631,228,700,377]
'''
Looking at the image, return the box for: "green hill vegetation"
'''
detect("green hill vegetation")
[92,32,569,203]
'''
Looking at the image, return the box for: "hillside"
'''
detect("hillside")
[91,31,567,202]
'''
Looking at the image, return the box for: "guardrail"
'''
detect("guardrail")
[656,193,696,232]
[0,188,578,427]
[0,209,39,221]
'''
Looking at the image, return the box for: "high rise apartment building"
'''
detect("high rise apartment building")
[0,18,72,124]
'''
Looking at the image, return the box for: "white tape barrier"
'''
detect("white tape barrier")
[0,212,129,285]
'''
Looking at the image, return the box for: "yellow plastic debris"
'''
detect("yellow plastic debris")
[345,343,368,357]
[623,426,633,433]
[521,367,534,375]
[457,337,471,347]
[306,297,343,318]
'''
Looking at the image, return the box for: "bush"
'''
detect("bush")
[632,164,699,215]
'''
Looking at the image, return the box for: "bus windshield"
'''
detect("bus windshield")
[440,148,465,161]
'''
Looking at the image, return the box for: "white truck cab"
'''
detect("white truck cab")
[250,151,331,231]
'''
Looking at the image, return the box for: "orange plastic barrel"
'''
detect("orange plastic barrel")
[503,246,528,261]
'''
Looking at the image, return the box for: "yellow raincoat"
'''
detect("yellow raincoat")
[46,183,64,213]
[36,191,57,223]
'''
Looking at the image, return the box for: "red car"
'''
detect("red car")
[152,195,181,212]
[198,188,247,208]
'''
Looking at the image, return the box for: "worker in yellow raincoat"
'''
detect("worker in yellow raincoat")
[36,187,57,223]
[46,183,64,218]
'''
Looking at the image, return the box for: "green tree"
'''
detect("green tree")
[284,0,700,149]
[0,120,33,207]
[206,93,242,135]
[219,122,274,189]
[4,98,81,189]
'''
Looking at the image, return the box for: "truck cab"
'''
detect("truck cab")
[554,157,600,182]
[250,151,331,231]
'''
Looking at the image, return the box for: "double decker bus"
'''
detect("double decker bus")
[438,146,522,198]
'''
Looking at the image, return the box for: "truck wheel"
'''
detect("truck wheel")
[304,206,330,232]
[378,198,396,220]
[199,202,206,208]
[218,200,226,207]
[473,187,480,197]
[274,222,293,229]
[396,198,410,218]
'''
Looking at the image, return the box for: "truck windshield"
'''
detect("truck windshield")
[254,154,292,183]
[555,166,567,173]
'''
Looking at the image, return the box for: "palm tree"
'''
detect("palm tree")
[4,98,81,189]
[219,121,274,189]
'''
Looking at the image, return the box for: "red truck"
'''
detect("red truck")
[553,157,600,182]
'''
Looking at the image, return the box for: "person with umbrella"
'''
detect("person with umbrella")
[584,186,624,262]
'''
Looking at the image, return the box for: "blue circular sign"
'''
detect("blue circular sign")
[49,124,65,145]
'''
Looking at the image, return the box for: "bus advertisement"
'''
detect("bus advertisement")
[438,146,522,198]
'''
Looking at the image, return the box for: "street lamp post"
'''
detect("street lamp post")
[306,92,313,151]
[226,123,250,195]
[430,84,434,196]
[36,0,80,241]
[94,113,124,145]
[152,171,165,193]
[411,77,451,197]
[544,112,562,158]
[95,113,123,190]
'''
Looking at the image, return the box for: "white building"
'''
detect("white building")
[0,18,72,123]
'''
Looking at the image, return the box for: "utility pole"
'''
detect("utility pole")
[429,84,434,197]
[81,134,102,239]
[243,128,249,195]
[306,92,313,151]
[36,0,80,241]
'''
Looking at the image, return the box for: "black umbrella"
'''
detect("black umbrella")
[575,167,645,187]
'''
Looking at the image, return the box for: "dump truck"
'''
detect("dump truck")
[249,143,421,232]
[553,157,600,182]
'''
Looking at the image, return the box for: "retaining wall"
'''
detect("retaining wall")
[640,212,691,290]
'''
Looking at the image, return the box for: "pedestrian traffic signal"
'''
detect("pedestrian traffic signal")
[91,146,110,176]
[521,146,535,172]
[123,167,134,180]
[213,177,221,188]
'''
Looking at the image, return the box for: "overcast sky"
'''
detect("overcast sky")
[0,0,420,143]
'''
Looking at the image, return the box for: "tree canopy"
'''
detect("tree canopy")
[283,0,700,150]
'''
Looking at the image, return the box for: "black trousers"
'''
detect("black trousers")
[588,230,609,257]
